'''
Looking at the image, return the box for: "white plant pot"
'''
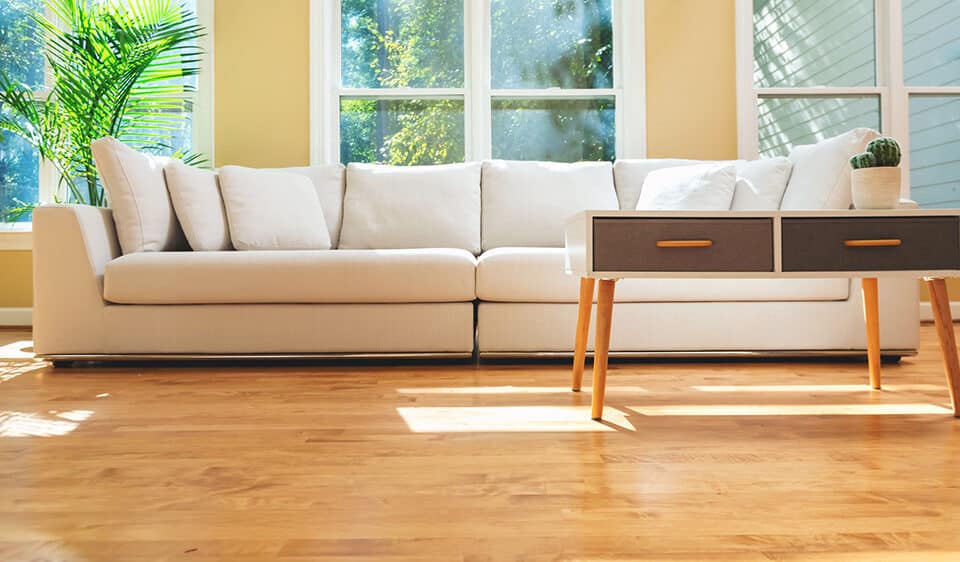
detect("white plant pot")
[852,167,901,209]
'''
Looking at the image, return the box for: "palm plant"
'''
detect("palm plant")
[0,0,204,217]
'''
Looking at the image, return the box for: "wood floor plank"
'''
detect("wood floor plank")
[1,327,959,560]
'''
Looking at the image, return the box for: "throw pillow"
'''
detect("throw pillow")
[90,136,187,253]
[636,163,738,210]
[164,161,232,251]
[731,157,793,210]
[219,166,331,250]
[268,165,346,248]
[780,128,880,210]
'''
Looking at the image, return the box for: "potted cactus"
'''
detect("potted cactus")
[850,137,902,209]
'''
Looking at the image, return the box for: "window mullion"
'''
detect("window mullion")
[465,0,491,161]
[882,0,910,198]
[310,0,340,165]
[736,0,760,159]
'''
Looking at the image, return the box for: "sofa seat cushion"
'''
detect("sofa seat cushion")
[476,247,850,303]
[104,249,477,304]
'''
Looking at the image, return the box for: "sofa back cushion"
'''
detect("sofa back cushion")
[340,162,482,253]
[219,165,332,250]
[481,160,617,250]
[271,165,345,248]
[91,136,187,253]
[164,161,232,251]
[780,128,879,210]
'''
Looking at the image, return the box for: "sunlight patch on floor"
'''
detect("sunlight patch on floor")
[626,403,953,416]
[0,361,45,384]
[0,409,93,437]
[690,383,945,393]
[0,340,35,360]
[396,385,648,395]
[397,406,635,432]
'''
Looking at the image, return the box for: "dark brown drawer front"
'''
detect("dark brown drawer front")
[592,218,774,272]
[781,217,960,272]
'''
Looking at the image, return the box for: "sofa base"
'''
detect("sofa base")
[41,349,913,366]
[479,349,915,360]
[42,351,474,367]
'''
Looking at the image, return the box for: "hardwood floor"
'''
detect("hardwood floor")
[1,328,959,561]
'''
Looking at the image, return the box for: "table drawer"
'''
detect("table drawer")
[781,217,960,272]
[591,217,774,272]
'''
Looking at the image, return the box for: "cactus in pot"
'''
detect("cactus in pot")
[850,136,902,209]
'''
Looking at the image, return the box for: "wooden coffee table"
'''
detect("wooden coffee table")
[564,210,960,420]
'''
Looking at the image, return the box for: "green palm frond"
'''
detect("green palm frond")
[0,0,205,212]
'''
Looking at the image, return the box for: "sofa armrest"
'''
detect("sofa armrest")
[32,205,120,355]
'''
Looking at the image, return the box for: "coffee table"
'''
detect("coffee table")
[564,210,960,420]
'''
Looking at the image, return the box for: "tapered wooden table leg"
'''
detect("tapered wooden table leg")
[862,277,881,390]
[572,277,596,392]
[925,278,960,417]
[591,279,616,420]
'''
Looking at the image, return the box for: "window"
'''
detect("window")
[0,0,213,224]
[312,0,645,165]
[0,0,43,223]
[737,0,960,207]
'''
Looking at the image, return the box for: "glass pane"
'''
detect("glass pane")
[0,132,40,222]
[491,0,612,89]
[341,0,464,89]
[757,96,880,158]
[753,0,875,88]
[340,98,464,165]
[909,96,960,208]
[491,97,614,161]
[0,0,43,218]
[903,0,960,86]
[0,0,45,90]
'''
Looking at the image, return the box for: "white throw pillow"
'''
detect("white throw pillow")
[219,166,332,250]
[269,165,345,248]
[91,136,186,253]
[481,160,618,250]
[731,157,793,210]
[780,128,880,210]
[613,159,706,210]
[636,163,738,210]
[164,161,232,251]
[339,162,482,254]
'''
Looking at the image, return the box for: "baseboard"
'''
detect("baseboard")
[0,307,32,327]
[919,301,960,322]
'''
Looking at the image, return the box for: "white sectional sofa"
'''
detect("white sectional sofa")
[32,130,919,361]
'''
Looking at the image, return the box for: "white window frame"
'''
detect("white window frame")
[0,0,215,247]
[736,0,960,200]
[309,0,646,165]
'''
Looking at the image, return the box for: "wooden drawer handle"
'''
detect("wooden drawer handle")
[656,240,714,248]
[843,239,902,248]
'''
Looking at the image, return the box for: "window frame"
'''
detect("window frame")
[735,0,960,200]
[309,0,647,165]
[0,0,215,246]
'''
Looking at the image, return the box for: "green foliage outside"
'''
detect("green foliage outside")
[341,0,614,165]
[0,0,204,220]
[0,0,43,221]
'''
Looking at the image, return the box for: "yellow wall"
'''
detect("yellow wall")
[214,0,311,168]
[0,251,32,308]
[645,0,738,160]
